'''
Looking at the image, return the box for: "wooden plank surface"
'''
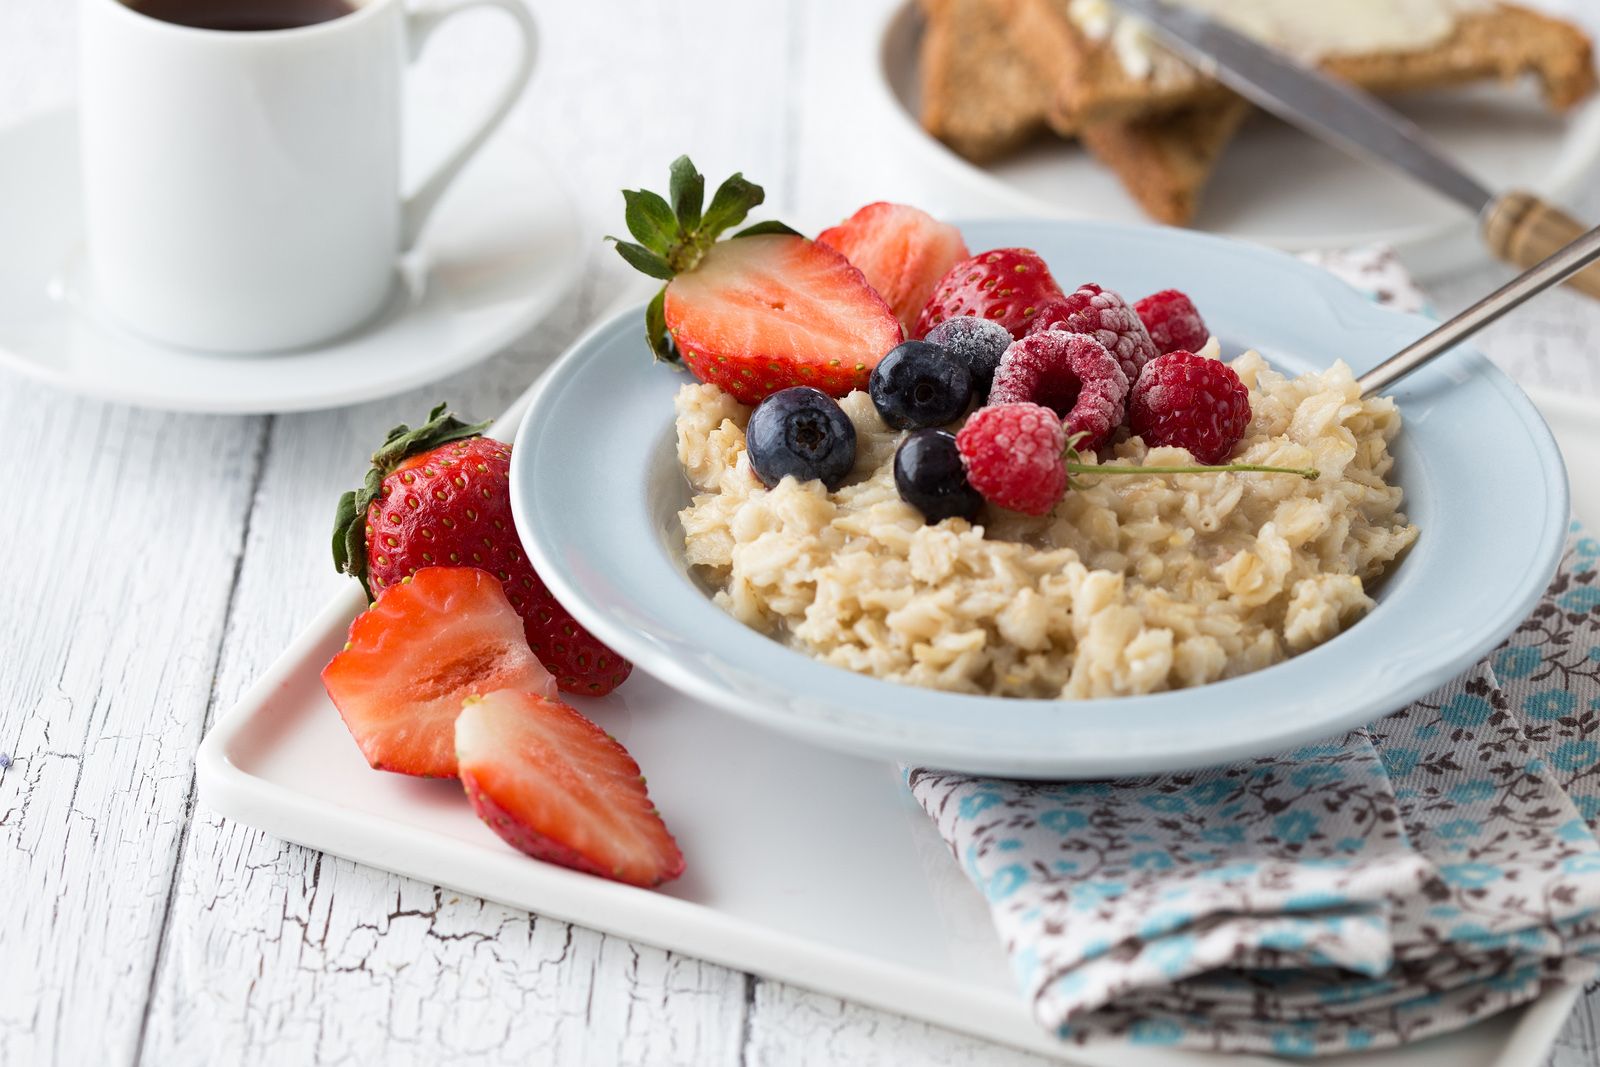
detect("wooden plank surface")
[1,1,1598,1064]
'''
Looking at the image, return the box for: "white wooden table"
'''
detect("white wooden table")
[4,2,1600,1063]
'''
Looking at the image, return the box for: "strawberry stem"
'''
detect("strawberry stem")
[1058,430,1317,481]
[1067,461,1319,481]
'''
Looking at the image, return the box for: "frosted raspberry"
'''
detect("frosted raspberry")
[1129,351,1252,465]
[954,402,1067,516]
[1027,283,1159,383]
[1135,289,1209,355]
[987,331,1129,451]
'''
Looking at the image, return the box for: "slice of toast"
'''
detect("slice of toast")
[1001,0,1249,225]
[919,0,1055,162]
[1027,1,1598,126]
[1076,99,1250,225]
[922,0,1248,225]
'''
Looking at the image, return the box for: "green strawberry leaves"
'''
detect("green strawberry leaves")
[669,156,704,232]
[368,402,488,472]
[621,189,677,256]
[331,488,364,585]
[734,219,802,238]
[611,239,674,281]
[644,285,675,363]
[609,155,786,274]
[609,155,801,361]
[700,172,763,237]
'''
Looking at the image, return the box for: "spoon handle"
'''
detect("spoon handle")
[1484,191,1600,300]
[1357,222,1600,397]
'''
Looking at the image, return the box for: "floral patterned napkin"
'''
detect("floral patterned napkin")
[908,250,1600,1055]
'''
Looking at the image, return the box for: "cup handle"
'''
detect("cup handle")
[401,0,538,249]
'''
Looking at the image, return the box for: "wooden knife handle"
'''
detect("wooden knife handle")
[1483,190,1600,300]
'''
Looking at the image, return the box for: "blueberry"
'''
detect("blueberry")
[894,429,983,523]
[925,316,1011,400]
[869,341,973,430]
[746,386,857,490]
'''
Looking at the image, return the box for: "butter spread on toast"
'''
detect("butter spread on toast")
[1070,0,1492,78]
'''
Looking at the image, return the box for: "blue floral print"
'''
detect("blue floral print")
[908,524,1600,1055]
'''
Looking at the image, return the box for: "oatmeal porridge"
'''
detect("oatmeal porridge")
[674,345,1418,699]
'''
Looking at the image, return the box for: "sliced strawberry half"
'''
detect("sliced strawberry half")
[665,234,902,403]
[817,202,970,336]
[321,567,557,778]
[456,689,686,887]
[610,157,901,405]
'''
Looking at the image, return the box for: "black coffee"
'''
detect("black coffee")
[127,0,358,31]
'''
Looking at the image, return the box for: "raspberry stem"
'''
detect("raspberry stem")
[1067,461,1319,481]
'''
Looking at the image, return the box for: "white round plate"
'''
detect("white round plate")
[0,108,580,414]
[853,0,1600,274]
[511,220,1568,778]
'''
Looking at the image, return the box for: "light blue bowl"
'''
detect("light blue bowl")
[511,221,1568,777]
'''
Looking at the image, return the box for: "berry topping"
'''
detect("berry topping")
[955,396,1318,519]
[611,157,901,405]
[456,689,685,888]
[954,402,1069,516]
[745,386,858,489]
[924,316,1011,400]
[869,340,974,430]
[1029,283,1159,383]
[1129,350,1253,465]
[1135,289,1210,355]
[987,330,1130,451]
[894,429,984,523]
[333,405,631,696]
[817,202,970,336]
[321,567,559,779]
[913,248,1066,340]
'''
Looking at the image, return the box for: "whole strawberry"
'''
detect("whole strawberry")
[913,248,1066,340]
[333,404,632,696]
[1129,351,1252,465]
[610,157,900,404]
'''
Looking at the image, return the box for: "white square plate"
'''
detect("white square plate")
[196,387,1598,1066]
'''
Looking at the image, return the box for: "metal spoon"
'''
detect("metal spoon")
[1358,225,1600,397]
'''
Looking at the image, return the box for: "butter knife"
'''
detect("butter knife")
[1108,0,1600,298]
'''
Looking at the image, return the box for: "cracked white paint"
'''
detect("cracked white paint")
[2,1,1599,1064]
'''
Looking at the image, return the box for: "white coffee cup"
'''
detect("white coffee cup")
[78,0,537,352]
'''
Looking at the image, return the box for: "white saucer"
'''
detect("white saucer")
[848,0,1600,278]
[0,108,580,414]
